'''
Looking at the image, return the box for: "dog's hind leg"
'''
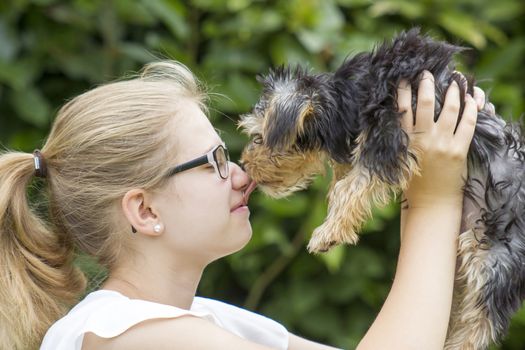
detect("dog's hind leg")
[445,228,494,350]
[446,128,525,349]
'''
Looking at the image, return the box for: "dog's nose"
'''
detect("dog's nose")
[239,160,246,171]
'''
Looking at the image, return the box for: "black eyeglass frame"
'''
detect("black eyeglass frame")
[166,144,230,179]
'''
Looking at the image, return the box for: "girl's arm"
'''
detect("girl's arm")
[358,72,478,350]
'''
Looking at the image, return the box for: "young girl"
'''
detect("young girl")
[0,61,484,350]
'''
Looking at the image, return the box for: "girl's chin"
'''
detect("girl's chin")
[230,228,252,254]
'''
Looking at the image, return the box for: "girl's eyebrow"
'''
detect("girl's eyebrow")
[202,140,226,154]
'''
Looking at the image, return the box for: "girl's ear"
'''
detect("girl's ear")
[121,189,162,236]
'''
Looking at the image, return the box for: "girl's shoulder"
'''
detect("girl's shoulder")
[40,290,288,350]
[40,290,214,350]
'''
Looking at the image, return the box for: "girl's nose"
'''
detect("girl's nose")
[230,162,257,204]
[230,162,250,192]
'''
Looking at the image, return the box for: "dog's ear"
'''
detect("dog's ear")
[263,92,316,150]
[260,66,323,151]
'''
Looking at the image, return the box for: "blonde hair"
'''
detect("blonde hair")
[0,61,206,349]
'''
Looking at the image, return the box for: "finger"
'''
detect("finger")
[473,86,485,111]
[414,71,436,132]
[455,94,478,152]
[454,71,468,91]
[398,80,413,133]
[437,81,461,134]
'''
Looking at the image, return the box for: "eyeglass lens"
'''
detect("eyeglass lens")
[215,146,229,178]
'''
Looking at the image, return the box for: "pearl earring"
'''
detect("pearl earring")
[153,224,162,233]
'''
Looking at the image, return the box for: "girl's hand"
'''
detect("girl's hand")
[398,71,479,208]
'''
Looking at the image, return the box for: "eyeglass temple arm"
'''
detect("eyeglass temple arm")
[166,154,209,177]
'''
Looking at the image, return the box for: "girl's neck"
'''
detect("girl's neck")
[101,261,205,310]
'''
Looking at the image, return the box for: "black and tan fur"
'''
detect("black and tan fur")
[238,29,525,350]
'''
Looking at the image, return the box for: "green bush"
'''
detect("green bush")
[1,1,523,348]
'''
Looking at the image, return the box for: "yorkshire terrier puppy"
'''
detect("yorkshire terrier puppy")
[238,28,525,350]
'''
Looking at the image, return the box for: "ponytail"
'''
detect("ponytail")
[0,151,86,350]
[0,60,206,349]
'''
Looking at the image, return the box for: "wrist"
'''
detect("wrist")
[405,193,463,209]
[401,199,463,242]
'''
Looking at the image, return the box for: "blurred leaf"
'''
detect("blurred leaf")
[511,303,525,324]
[476,39,525,79]
[488,83,523,120]
[269,34,320,68]
[290,280,324,315]
[226,0,251,12]
[438,12,487,49]
[261,223,294,253]
[52,50,112,82]
[144,32,192,63]
[142,0,190,40]
[304,193,328,233]
[118,42,158,63]
[203,7,283,41]
[295,1,345,53]
[300,306,342,339]
[191,0,229,12]
[482,0,525,21]
[210,72,260,112]
[257,193,310,217]
[203,44,266,72]
[286,0,320,31]
[318,244,346,273]
[479,22,508,45]
[1,0,30,14]
[333,33,378,67]
[336,0,372,7]
[8,87,51,128]
[362,201,399,233]
[0,59,39,89]
[0,18,20,60]
[115,0,157,25]
[345,247,386,280]
[46,3,94,29]
[368,0,424,19]
[7,129,46,151]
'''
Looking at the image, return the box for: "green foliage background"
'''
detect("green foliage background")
[1,0,524,349]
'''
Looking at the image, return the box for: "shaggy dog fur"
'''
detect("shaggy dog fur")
[238,28,525,349]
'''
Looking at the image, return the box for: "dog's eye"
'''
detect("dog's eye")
[253,135,263,145]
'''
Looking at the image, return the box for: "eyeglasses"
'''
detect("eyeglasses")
[166,144,230,179]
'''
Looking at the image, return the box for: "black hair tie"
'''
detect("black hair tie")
[33,149,47,178]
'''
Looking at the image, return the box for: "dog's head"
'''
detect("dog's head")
[238,66,332,198]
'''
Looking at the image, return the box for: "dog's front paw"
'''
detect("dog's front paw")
[307,221,359,253]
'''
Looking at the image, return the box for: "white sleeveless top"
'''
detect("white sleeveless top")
[40,290,289,350]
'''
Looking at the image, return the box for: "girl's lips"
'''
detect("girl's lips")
[242,180,258,205]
